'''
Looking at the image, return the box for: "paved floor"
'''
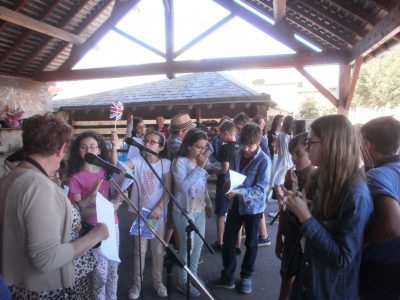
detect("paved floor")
[117,182,281,300]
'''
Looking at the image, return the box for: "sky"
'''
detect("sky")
[54,0,340,112]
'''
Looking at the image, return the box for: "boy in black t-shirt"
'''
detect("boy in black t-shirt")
[212,121,239,251]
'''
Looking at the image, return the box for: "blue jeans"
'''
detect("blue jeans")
[221,199,261,281]
[173,209,206,284]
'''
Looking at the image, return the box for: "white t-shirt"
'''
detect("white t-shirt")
[127,136,143,159]
[129,157,171,216]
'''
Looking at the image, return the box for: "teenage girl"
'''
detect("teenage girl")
[285,115,373,299]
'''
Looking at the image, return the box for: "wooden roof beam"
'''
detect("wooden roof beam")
[174,13,234,58]
[273,0,286,23]
[164,0,175,79]
[213,0,310,53]
[35,50,347,82]
[0,6,85,45]
[33,0,114,74]
[338,56,363,114]
[112,27,166,58]
[347,2,400,63]
[328,0,377,27]
[58,0,141,71]
[296,66,338,108]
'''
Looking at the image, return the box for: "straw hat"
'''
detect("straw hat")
[170,113,195,130]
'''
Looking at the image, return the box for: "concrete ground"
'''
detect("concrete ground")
[117,181,281,300]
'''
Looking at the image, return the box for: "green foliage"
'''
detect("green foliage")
[298,96,336,119]
[353,47,400,109]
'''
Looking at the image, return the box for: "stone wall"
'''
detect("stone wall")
[0,75,53,179]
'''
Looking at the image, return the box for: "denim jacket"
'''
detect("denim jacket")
[172,157,211,213]
[290,181,373,300]
[229,147,271,215]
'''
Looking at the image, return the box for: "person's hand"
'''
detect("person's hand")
[91,223,109,241]
[150,205,162,219]
[226,191,237,199]
[111,131,118,148]
[196,153,207,169]
[111,194,123,211]
[284,191,312,224]
[275,235,283,260]
[86,178,103,206]
[289,169,298,191]
[206,207,212,218]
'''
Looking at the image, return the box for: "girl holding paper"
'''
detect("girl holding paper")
[67,130,122,300]
[119,130,171,299]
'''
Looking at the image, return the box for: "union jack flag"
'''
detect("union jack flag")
[110,100,124,120]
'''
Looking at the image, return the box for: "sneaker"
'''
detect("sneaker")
[128,285,140,300]
[258,236,272,247]
[212,241,222,252]
[154,282,168,297]
[206,277,235,289]
[239,277,252,294]
[177,282,201,297]
[236,247,242,255]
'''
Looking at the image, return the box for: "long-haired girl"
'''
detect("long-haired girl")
[285,114,372,299]
[67,130,121,300]
[172,128,212,297]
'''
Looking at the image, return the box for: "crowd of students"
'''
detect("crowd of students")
[0,111,399,300]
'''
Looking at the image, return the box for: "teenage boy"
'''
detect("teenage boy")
[207,122,271,294]
[359,116,400,300]
[212,121,239,251]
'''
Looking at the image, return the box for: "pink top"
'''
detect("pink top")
[69,168,117,225]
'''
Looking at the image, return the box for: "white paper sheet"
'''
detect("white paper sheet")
[96,192,121,263]
[226,170,246,194]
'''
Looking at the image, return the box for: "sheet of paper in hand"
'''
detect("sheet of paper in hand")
[129,207,162,239]
[111,161,134,197]
[226,170,246,194]
[96,192,121,262]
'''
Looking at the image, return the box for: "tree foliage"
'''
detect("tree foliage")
[298,96,336,119]
[353,47,400,109]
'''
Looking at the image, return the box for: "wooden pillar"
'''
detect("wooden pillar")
[195,106,201,123]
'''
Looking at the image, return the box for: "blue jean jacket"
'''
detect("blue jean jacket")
[229,147,271,215]
[290,181,373,300]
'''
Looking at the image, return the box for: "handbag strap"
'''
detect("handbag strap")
[24,157,49,178]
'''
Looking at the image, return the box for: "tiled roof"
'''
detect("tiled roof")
[54,72,272,110]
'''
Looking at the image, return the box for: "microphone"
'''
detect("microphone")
[125,137,160,157]
[84,153,134,180]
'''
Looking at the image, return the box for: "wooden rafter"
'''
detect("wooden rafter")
[296,66,338,108]
[0,0,62,68]
[0,6,85,45]
[338,56,363,112]
[34,50,347,82]
[298,0,367,38]
[31,0,113,75]
[58,0,141,71]
[328,0,377,27]
[288,3,356,47]
[273,0,286,23]
[112,27,166,58]
[164,0,174,79]
[347,2,400,63]
[174,13,235,58]
[213,0,310,53]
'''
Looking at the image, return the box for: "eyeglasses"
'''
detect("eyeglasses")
[305,139,322,148]
[80,145,99,151]
[143,139,161,146]
[191,144,207,151]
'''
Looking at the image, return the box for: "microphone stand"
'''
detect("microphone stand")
[108,167,215,300]
[138,152,214,300]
